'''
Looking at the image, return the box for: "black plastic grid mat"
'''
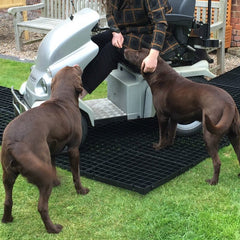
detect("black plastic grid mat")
[56,119,228,194]
[0,87,15,141]
[0,66,240,194]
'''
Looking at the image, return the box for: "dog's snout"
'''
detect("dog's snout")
[73,64,82,75]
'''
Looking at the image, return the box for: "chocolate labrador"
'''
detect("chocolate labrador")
[124,48,240,185]
[1,65,89,233]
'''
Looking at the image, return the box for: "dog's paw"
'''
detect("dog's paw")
[79,187,90,195]
[153,142,168,150]
[47,224,63,234]
[2,215,13,223]
[205,179,218,185]
[153,142,161,150]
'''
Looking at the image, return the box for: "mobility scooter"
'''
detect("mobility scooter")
[11,0,219,143]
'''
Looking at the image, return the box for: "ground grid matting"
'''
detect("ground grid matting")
[1,66,240,194]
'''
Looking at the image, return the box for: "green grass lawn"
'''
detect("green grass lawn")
[1,58,240,239]
[0,58,107,100]
[0,58,33,89]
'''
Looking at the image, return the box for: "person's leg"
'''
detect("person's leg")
[91,30,113,50]
[80,30,114,98]
[80,30,124,97]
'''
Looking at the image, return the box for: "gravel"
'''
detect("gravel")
[1,13,240,73]
[0,15,40,61]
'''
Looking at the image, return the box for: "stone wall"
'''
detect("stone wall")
[231,0,240,47]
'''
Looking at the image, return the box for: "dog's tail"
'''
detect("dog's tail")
[9,142,55,187]
[205,106,238,135]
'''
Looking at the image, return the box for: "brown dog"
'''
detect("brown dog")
[1,65,89,233]
[124,48,240,185]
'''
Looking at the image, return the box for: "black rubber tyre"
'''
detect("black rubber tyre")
[176,121,202,136]
[176,76,206,136]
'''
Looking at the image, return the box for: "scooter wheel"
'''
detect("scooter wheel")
[176,121,202,136]
[176,76,207,136]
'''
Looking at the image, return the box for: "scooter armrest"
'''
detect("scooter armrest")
[166,14,194,26]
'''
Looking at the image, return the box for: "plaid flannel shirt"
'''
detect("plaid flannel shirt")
[106,0,179,55]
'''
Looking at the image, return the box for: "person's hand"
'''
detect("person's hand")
[112,32,124,48]
[141,49,159,73]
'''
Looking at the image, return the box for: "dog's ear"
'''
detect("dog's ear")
[71,65,83,94]
[74,76,84,94]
